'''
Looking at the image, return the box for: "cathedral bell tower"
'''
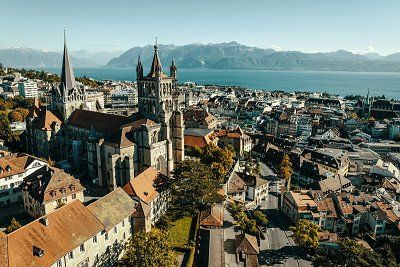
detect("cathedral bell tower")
[136,41,185,174]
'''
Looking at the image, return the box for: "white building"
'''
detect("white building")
[0,153,47,207]
[18,80,39,98]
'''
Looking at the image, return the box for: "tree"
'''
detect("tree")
[349,112,359,119]
[8,110,24,122]
[120,230,176,267]
[278,154,293,190]
[335,238,384,267]
[5,217,22,233]
[376,244,397,267]
[171,160,222,211]
[290,219,319,250]
[0,114,14,142]
[252,210,268,227]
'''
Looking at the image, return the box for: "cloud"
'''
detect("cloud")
[270,45,283,51]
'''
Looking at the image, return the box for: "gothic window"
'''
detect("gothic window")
[152,131,158,144]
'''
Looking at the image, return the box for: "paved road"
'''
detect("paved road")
[260,182,312,267]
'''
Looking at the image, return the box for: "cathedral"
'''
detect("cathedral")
[25,37,184,191]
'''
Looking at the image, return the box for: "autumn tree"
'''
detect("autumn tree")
[120,230,176,267]
[278,154,293,190]
[8,110,24,122]
[290,219,319,250]
[5,217,22,233]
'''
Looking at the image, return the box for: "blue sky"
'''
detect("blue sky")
[1,0,400,55]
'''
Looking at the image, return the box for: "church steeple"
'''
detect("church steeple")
[147,39,164,78]
[136,56,143,79]
[60,30,76,97]
[170,59,177,80]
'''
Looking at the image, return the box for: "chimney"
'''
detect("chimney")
[39,217,49,227]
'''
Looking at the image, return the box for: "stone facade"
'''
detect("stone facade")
[25,39,184,191]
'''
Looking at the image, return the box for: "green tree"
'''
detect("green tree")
[5,217,22,233]
[349,112,359,119]
[252,210,268,227]
[376,244,397,267]
[336,238,383,267]
[290,219,319,250]
[121,230,176,267]
[278,154,293,190]
[171,160,223,211]
[0,114,14,142]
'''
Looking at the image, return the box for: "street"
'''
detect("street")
[260,181,312,267]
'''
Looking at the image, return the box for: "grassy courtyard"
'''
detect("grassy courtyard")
[167,216,196,248]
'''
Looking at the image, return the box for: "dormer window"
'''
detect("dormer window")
[69,184,75,191]
[5,165,11,171]
[33,246,44,258]
[0,167,4,173]
[50,191,56,197]
[60,188,66,194]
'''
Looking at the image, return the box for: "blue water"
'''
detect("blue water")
[38,67,400,99]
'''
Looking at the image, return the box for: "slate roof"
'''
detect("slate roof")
[145,44,169,79]
[87,188,136,231]
[59,33,76,96]
[21,166,85,204]
[6,200,103,267]
[68,109,128,135]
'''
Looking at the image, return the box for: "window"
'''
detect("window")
[123,232,126,239]
[114,226,117,233]
[93,235,97,243]
[57,259,62,267]
[72,193,76,199]
[80,244,85,252]
[122,220,125,227]
[105,233,109,240]
[69,251,74,259]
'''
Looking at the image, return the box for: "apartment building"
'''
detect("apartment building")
[0,153,47,207]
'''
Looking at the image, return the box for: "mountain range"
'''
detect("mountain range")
[107,42,400,72]
[3,42,400,72]
[0,48,121,68]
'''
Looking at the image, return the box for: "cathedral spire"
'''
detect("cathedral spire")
[60,30,76,97]
[136,56,143,79]
[147,38,163,78]
[170,59,177,80]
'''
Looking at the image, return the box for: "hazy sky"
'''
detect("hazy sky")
[2,0,400,55]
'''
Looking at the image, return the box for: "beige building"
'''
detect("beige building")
[123,167,169,229]
[216,127,252,157]
[21,166,85,218]
[1,188,137,267]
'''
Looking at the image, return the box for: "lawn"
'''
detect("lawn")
[167,216,196,248]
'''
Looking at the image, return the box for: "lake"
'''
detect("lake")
[38,67,400,99]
